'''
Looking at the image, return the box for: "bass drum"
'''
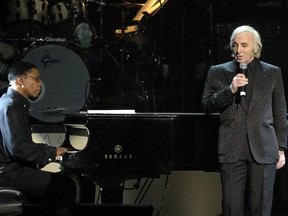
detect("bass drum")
[21,44,90,123]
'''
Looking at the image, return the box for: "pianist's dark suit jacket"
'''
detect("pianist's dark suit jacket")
[202,59,287,164]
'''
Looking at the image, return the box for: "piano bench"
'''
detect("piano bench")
[0,188,23,216]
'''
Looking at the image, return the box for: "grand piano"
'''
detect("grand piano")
[32,111,220,203]
[47,111,220,203]
[62,112,219,172]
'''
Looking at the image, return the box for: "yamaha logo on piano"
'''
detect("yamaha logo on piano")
[104,145,133,160]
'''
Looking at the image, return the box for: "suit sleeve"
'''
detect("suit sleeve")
[272,68,288,150]
[202,65,235,113]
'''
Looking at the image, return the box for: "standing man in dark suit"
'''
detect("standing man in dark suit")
[202,25,287,216]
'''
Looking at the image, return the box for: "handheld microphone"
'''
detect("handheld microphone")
[239,63,247,96]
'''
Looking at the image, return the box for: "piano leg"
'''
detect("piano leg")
[93,175,129,204]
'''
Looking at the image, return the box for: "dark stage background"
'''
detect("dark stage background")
[1,0,288,112]
[1,0,288,214]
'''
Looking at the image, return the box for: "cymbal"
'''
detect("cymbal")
[109,1,144,8]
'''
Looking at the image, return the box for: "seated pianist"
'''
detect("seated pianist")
[0,61,76,216]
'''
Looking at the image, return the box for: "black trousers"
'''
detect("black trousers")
[220,157,276,216]
[0,167,76,216]
[44,173,76,214]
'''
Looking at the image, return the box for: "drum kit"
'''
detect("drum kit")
[2,0,146,37]
[0,0,167,124]
[0,0,144,115]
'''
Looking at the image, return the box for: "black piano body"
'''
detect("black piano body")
[62,112,220,176]
[32,112,220,203]
[62,113,176,179]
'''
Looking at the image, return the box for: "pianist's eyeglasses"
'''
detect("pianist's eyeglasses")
[25,75,42,83]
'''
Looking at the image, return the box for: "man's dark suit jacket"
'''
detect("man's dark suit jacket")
[202,59,287,164]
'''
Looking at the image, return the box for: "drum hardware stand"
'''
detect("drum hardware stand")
[116,3,147,108]
[27,0,37,37]
[95,0,105,39]
[99,1,147,108]
[96,0,106,62]
[71,1,79,36]
[115,5,131,108]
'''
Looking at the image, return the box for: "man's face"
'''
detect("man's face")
[232,32,258,64]
[21,68,42,99]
